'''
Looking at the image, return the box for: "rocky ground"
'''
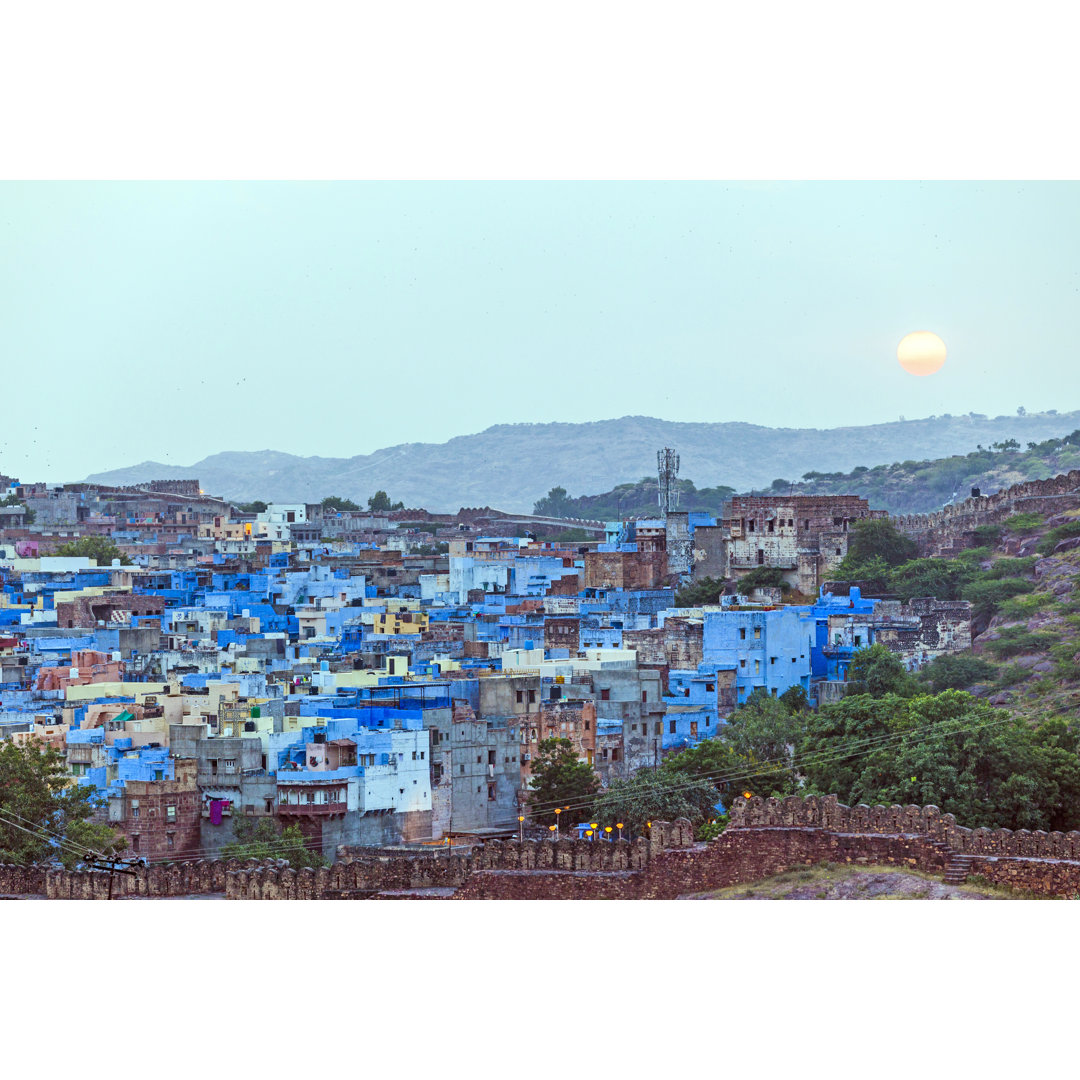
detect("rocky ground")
[678,863,1040,900]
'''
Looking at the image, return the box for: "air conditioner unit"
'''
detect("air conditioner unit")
[523,753,531,762]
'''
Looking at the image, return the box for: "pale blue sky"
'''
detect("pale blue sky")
[2,181,1078,482]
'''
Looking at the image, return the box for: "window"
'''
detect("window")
[757,549,765,565]
[488,750,496,765]
[601,747,609,760]
[131,835,140,852]
[706,683,715,692]
[459,764,465,774]
[683,687,690,697]
[528,689,536,704]
[754,627,761,639]
[516,690,524,704]
[803,519,810,530]
[835,548,842,556]
[771,688,778,697]
[755,659,761,674]
[265,799,274,813]
[584,720,590,731]
[166,805,176,823]
[167,833,175,849]
[748,519,755,532]
[210,759,218,775]
[690,721,698,737]
[669,719,676,733]
[739,627,746,640]
[224,759,236,774]
[740,658,746,668]
[655,721,662,735]
[488,785,496,801]
[770,657,776,665]
[131,806,140,819]
[420,751,424,760]
[768,519,774,533]
[854,635,861,646]
[476,755,482,764]
[600,689,610,701]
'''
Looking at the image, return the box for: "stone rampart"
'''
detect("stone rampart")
[43,858,284,899]
[892,469,1080,551]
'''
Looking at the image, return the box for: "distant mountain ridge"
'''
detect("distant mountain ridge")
[83,412,1080,513]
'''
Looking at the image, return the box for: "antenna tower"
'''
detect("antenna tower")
[657,448,680,516]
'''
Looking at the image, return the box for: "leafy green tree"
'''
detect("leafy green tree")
[661,738,761,812]
[801,690,1080,832]
[889,557,974,602]
[735,567,790,594]
[591,768,719,834]
[673,576,727,607]
[721,690,806,796]
[842,519,918,569]
[221,816,327,868]
[321,495,361,512]
[961,577,1035,622]
[847,645,918,698]
[532,486,573,517]
[368,490,404,512]
[0,740,124,867]
[236,500,268,514]
[50,537,132,566]
[779,685,810,713]
[527,738,600,826]
[918,652,996,692]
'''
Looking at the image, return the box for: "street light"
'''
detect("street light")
[616,822,624,841]
[585,829,593,841]
[548,824,557,839]
[518,815,525,842]
[604,826,612,842]
[553,807,561,840]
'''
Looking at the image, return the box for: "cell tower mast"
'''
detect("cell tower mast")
[657,447,680,516]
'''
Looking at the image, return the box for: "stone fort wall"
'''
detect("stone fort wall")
[892,469,1080,554]
[8,796,1080,898]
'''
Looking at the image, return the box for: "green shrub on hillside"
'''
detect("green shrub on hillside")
[1036,521,1080,556]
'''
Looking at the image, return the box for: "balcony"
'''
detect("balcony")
[277,801,347,816]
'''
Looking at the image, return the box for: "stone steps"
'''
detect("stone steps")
[943,853,975,885]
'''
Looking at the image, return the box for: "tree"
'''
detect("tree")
[50,537,132,566]
[734,567,790,594]
[236,500,268,514]
[839,519,918,571]
[661,738,757,813]
[527,738,600,826]
[220,816,327,868]
[368,490,404,512]
[917,652,996,692]
[673,576,727,607]
[720,690,806,796]
[0,739,124,867]
[533,486,573,517]
[591,769,719,834]
[847,645,918,698]
[321,495,360,512]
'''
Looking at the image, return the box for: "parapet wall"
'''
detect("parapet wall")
[729,793,1080,860]
[43,858,284,900]
[892,469,1080,544]
[8,798,1080,899]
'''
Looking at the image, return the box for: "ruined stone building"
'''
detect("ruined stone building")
[692,495,887,594]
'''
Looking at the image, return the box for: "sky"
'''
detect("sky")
[2,180,1078,483]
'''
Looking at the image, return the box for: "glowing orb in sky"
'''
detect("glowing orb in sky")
[897,331,947,376]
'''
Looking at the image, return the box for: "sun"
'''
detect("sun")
[897,331,946,376]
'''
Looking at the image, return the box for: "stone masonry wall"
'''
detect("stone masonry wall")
[892,469,1080,555]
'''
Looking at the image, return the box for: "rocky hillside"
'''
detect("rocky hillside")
[966,511,1080,722]
[82,411,1080,513]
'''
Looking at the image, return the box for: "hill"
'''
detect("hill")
[82,411,1080,514]
[536,430,1080,518]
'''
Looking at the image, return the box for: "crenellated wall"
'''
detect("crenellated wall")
[8,796,1080,898]
[891,469,1080,553]
[42,858,284,899]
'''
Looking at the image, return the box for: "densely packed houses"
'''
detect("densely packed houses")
[0,478,971,863]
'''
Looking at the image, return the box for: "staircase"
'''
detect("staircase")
[943,852,975,885]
